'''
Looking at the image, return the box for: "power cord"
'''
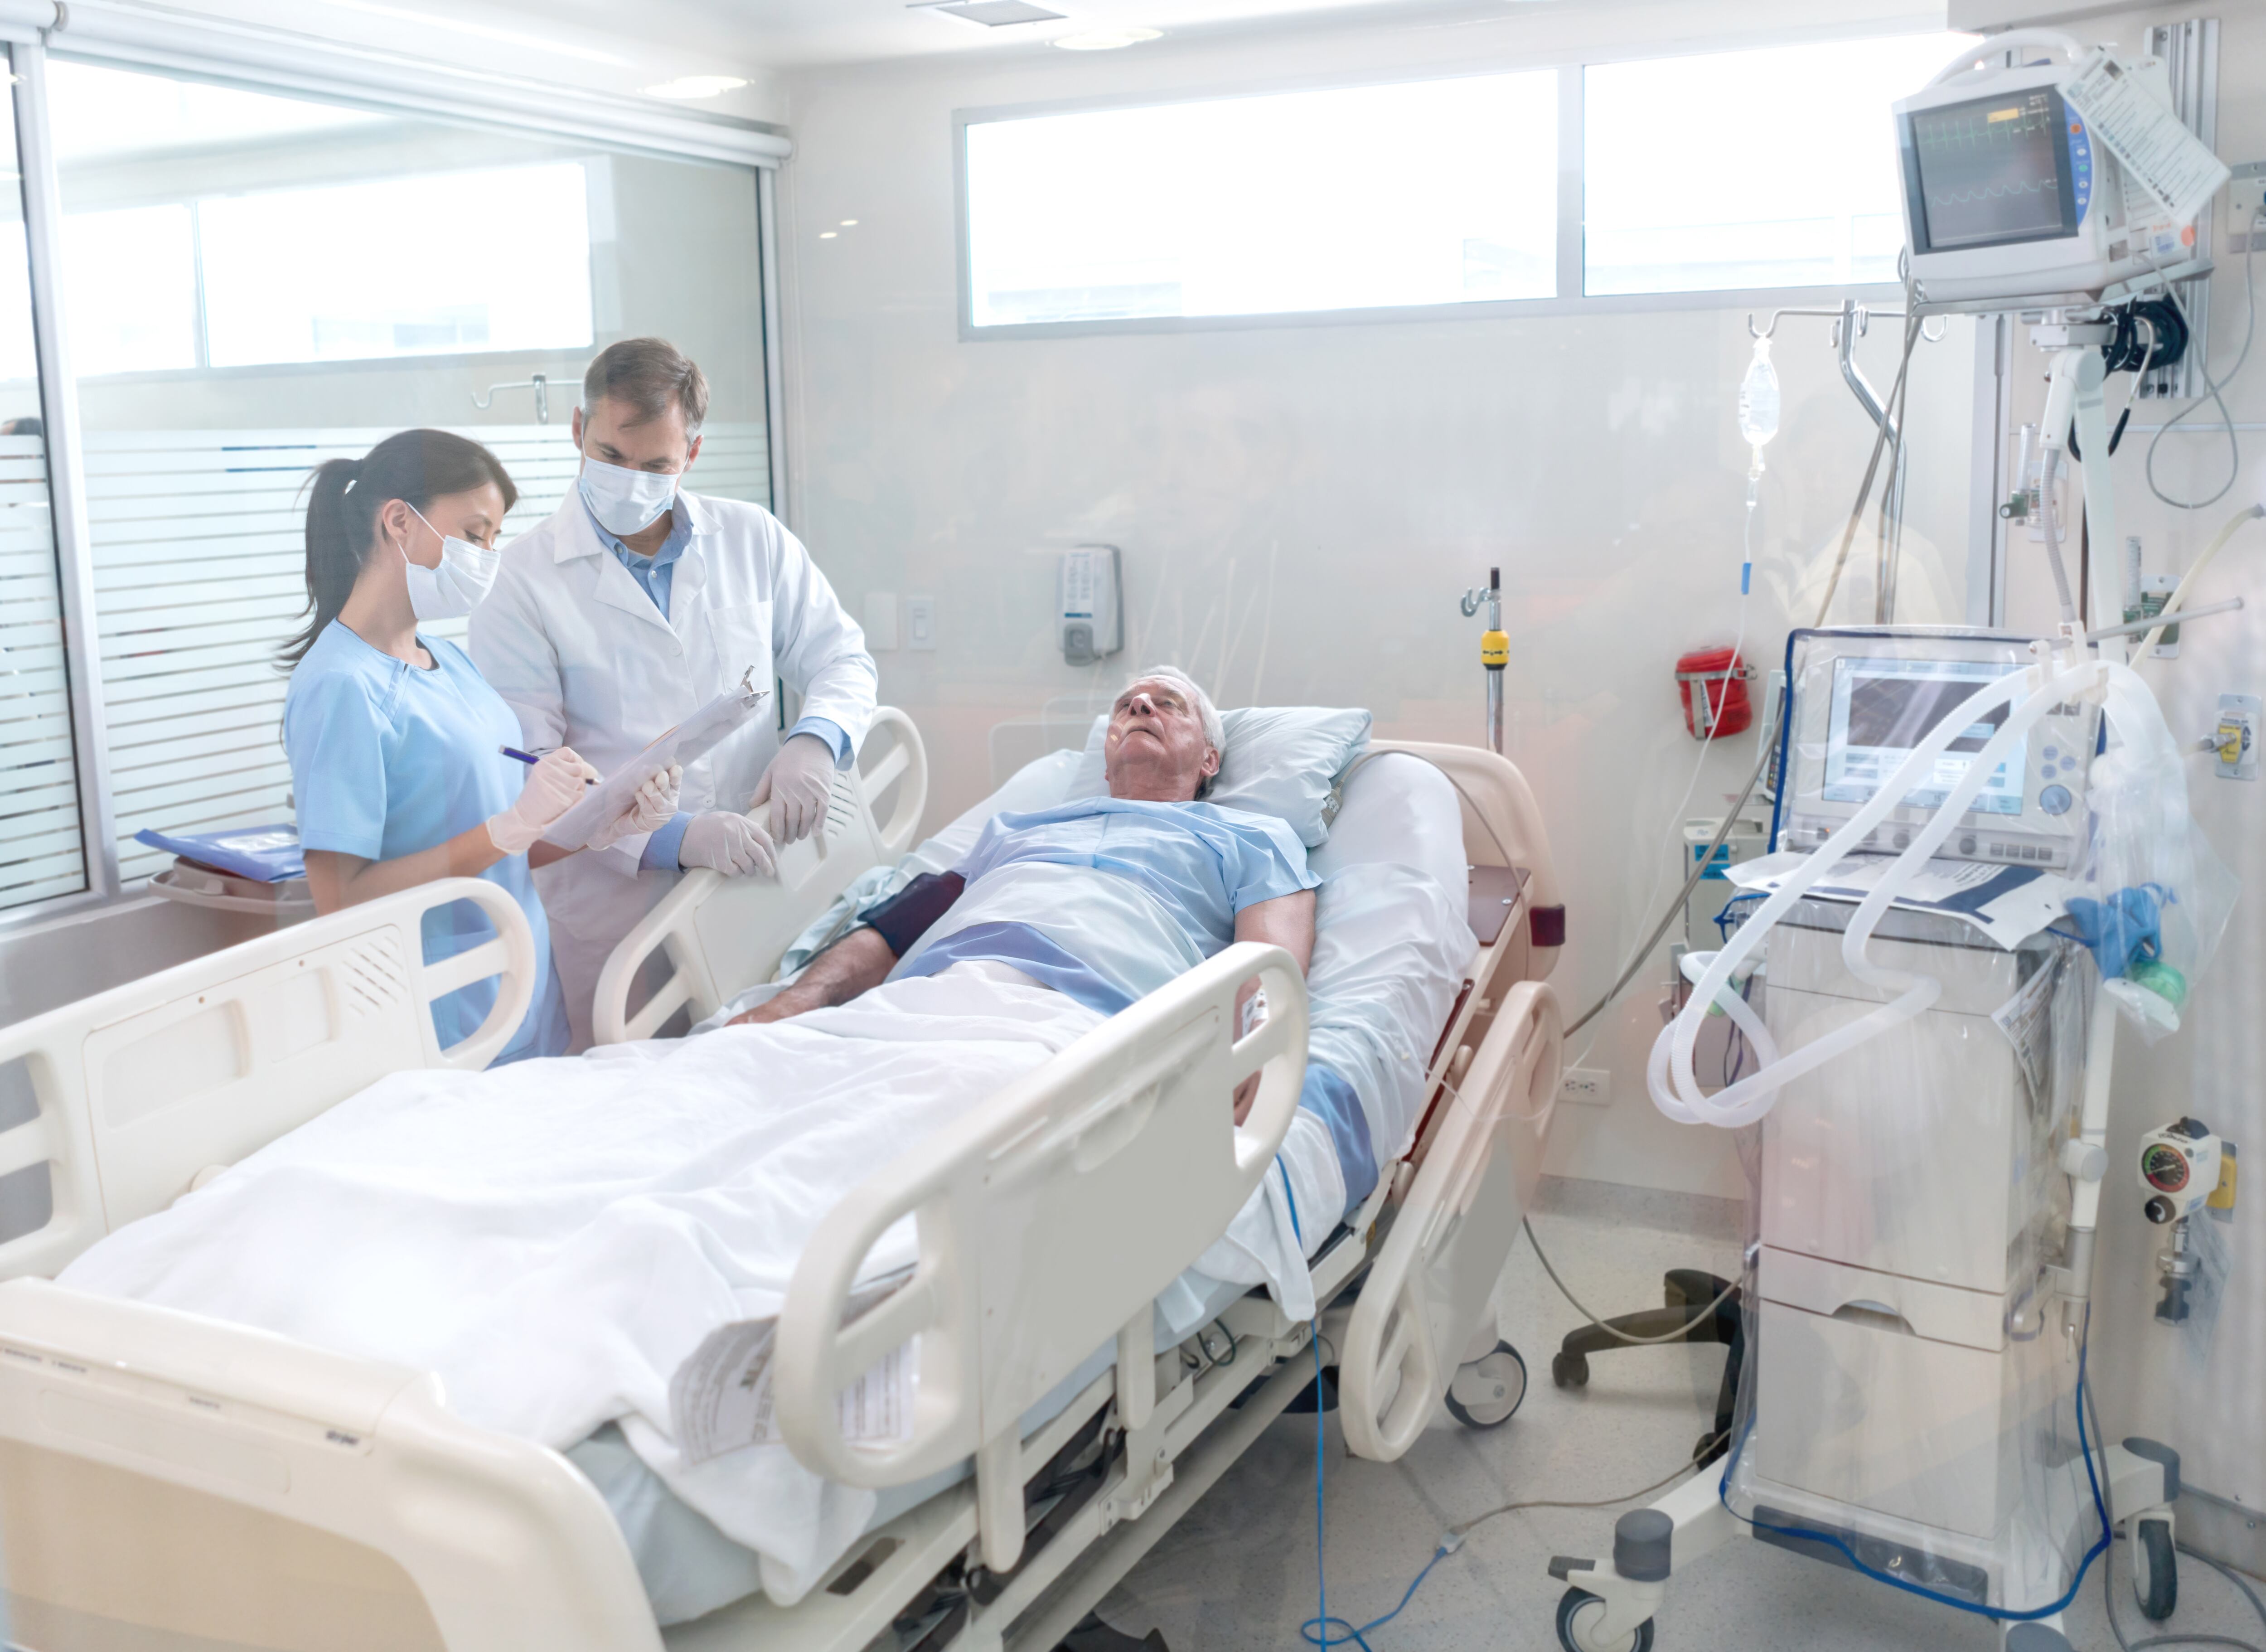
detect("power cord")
[2146,210,2263,511]
[1520,1214,1742,1346]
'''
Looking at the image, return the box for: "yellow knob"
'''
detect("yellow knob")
[1480,630,1508,668]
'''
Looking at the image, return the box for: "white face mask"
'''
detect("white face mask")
[578,454,678,537]
[397,504,501,621]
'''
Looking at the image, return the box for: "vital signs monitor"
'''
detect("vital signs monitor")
[1775,630,2100,869]
[1893,48,2201,309]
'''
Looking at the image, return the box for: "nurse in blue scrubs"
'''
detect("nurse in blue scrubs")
[281,429,677,1064]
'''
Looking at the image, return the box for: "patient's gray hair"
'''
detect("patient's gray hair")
[1125,665,1225,796]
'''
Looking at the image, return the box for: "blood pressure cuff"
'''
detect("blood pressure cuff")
[859,871,967,959]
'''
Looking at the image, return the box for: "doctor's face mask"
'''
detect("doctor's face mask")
[578,455,679,538]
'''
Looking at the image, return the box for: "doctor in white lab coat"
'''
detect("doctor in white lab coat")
[470,338,878,1047]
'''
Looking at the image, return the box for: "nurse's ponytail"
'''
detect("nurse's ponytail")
[281,429,519,667]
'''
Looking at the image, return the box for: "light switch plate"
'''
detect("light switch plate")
[907,596,937,651]
[863,591,898,652]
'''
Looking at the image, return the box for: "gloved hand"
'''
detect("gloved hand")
[487,746,599,855]
[750,732,837,846]
[587,763,683,853]
[679,810,778,877]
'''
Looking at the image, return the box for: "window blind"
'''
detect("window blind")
[89,421,773,886]
[0,431,86,911]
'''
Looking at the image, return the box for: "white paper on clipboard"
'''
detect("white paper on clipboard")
[2060,52,2230,226]
[542,678,770,849]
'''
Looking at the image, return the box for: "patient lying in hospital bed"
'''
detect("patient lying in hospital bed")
[53,670,1479,1622]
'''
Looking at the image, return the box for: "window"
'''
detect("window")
[38,59,774,888]
[200,164,594,368]
[963,72,1558,328]
[1583,33,1976,296]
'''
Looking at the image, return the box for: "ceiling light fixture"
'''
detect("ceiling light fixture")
[921,0,1066,27]
[642,74,750,100]
[820,231,838,239]
[840,219,859,227]
[1051,27,1162,49]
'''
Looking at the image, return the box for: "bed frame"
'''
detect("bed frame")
[0,721,1564,1652]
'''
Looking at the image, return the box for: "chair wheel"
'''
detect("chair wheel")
[1552,1351,1589,1389]
[2133,1517,2177,1621]
[1445,1342,1525,1428]
[1554,1587,1654,1652]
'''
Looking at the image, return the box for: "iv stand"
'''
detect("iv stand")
[1458,567,1507,754]
[471,373,561,424]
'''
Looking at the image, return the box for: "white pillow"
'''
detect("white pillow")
[1068,705,1372,847]
[1310,751,1470,906]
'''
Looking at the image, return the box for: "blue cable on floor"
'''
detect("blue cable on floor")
[1278,1161,1459,1652]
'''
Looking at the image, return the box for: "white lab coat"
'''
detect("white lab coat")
[469,489,877,1047]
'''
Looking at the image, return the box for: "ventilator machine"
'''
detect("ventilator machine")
[1548,28,2253,1652]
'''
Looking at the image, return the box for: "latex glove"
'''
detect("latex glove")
[487,747,599,855]
[679,810,778,878]
[587,762,683,853]
[750,732,837,846]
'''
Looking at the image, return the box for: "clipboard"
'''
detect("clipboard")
[542,673,771,850]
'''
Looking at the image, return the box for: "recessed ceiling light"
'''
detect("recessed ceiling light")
[926,0,1065,26]
[642,74,749,100]
[1051,27,1162,49]
[819,231,838,239]
[840,219,859,227]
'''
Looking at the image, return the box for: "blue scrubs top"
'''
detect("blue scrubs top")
[283,621,570,1065]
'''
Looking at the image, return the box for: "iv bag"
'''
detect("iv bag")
[1738,338,1780,451]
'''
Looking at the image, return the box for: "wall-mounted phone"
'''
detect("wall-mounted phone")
[1059,544,1123,666]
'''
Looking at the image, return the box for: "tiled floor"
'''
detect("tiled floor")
[1094,1178,2266,1652]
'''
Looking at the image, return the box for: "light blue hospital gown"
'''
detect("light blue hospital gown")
[284,620,571,1064]
[890,798,1377,1203]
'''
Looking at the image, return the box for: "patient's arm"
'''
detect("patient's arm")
[1230,889,1317,1122]
[730,929,896,1025]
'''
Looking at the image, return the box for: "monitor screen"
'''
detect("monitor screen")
[1907,88,2076,252]
[1821,658,2025,816]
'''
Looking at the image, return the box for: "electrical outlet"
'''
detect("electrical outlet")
[2227,162,2266,252]
[1557,1067,1609,1105]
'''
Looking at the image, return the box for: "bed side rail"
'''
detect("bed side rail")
[0,878,533,1283]
[773,941,1308,1575]
[593,706,929,1045]
[0,1277,658,1652]
[1369,739,1564,980]
[1338,980,1562,1462]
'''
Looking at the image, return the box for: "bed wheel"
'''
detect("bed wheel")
[1554,1586,1654,1652]
[1444,1341,1526,1429]
[2133,1517,2177,1621]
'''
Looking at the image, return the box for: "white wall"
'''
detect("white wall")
[1991,0,2266,1531]
[775,0,1985,1200]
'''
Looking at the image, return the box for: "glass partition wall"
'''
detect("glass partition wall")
[0,56,774,904]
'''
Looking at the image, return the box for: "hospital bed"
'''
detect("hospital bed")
[0,707,1565,1652]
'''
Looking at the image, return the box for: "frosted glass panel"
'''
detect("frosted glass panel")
[1583,33,1978,296]
[965,72,1558,326]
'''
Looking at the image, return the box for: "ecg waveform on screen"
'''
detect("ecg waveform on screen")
[1929,178,2058,207]
[1916,100,2059,212]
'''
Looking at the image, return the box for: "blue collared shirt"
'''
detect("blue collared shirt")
[584,491,854,872]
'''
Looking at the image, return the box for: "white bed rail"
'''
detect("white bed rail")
[773,941,1309,1575]
[593,707,929,1045]
[0,1276,659,1652]
[1371,738,1564,980]
[0,878,533,1283]
[1337,979,1563,1460]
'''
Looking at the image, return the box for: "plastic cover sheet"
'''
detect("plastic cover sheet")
[1719,896,2103,1620]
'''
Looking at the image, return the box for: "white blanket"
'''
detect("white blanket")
[58,969,1126,1602]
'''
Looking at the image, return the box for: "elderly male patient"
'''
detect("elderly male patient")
[737,666,1315,1110]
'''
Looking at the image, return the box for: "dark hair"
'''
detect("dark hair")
[282,428,518,667]
[583,336,708,436]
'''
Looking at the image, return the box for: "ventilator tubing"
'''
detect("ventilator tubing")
[1647,653,2156,1129]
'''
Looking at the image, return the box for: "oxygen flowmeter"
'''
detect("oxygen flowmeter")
[2138,1117,2234,1323]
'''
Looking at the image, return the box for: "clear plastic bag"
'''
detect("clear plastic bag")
[2067,668,2239,1042]
[1720,898,2104,1621]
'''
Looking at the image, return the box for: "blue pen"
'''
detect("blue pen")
[500,745,597,785]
